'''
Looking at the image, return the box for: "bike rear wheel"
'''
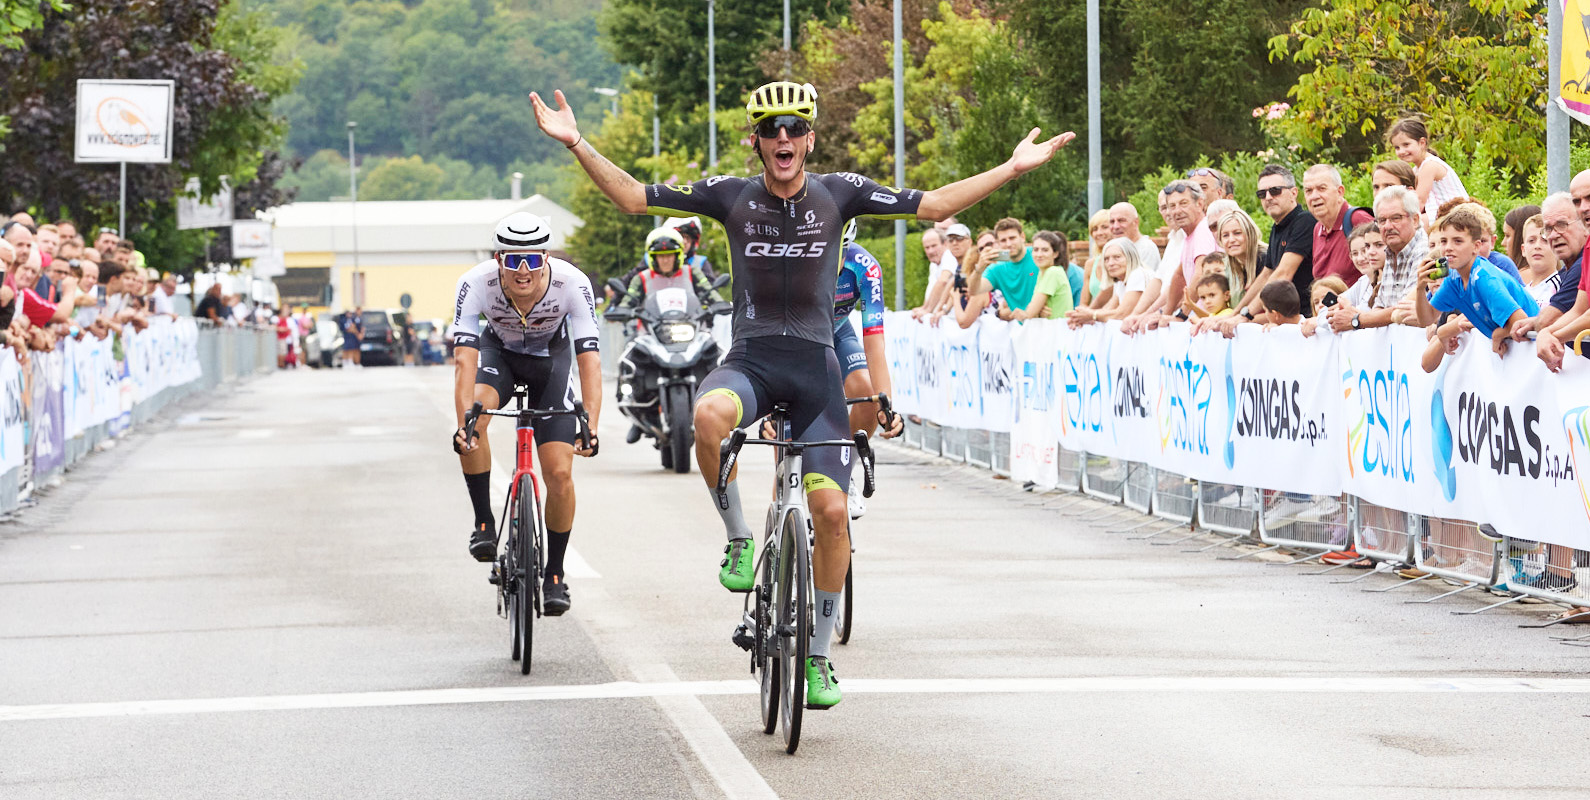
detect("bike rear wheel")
[776,511,810,754]
[835,563,853,645]
[516,473,540,676]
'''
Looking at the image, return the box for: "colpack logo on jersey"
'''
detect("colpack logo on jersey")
[744,241,828,258]
[866,261,883,305]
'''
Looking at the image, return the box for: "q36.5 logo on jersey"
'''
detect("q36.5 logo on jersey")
[744,241,828,258]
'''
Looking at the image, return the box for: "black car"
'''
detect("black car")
[359,309,408,366]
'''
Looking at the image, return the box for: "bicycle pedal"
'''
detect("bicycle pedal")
[487,565,503,586]
[731,624,755,652]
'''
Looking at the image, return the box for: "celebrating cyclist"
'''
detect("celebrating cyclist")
[617,226,723,310]
[832,218,902,519]
[449,212,602,617]
[531,81,1071,707]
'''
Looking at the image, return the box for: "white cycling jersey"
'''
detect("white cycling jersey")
[447,257,601,357]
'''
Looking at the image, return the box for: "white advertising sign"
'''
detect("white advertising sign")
[177,176,232,230]
[74,79,175,164]
[231,220,274,259]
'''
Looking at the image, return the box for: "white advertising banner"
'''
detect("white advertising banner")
[887,312,1590,550]
[0,349,23,472]
[74,79,175,164]
[177,176,232,230]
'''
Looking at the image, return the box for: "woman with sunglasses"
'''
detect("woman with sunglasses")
[448,212,603,617]
[532,79,1072,709]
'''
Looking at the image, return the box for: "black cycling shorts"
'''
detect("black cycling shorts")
[472,328,577,446]
[697,335,851,494]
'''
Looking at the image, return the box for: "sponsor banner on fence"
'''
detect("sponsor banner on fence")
[31,352,67,475]
[887,313,1590,550]
[0,349,22,473]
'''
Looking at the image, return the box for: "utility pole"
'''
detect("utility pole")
[1086,0,1102,216]
[347,121,361,309]
[708,0,718,167]
[892,0,906,310]
[1549,0,1570,192]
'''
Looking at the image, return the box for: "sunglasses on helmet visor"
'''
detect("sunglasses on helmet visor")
[755,115,811,139]
[498,252,546,271]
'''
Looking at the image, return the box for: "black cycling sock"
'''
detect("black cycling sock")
[545,529,571,582]
[463,471,493,529]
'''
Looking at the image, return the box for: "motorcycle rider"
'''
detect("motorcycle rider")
[668,216,720,282]
[617,226,723,310]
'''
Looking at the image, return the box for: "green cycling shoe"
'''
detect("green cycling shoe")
[805,656,841,708]
[719,538,754,592]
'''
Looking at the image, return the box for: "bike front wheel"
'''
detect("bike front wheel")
[516,473,541,676]
[835,563,853,645]
[776,511,810,754]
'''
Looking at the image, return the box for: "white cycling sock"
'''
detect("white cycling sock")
[809,588,841,659]
[713,481,755,542]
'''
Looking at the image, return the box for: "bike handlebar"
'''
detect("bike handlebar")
[713,423,877,506]
[460,400,596,455]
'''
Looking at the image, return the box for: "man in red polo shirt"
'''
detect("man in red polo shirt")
[2,245,78,329]
[1303,164,1375,299]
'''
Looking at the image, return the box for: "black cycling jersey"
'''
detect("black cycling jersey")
[645,172,922,347]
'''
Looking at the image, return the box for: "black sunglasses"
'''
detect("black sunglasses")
[1255,186,1290,199]
[755,115,811,139]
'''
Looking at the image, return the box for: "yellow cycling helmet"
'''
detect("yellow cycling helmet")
[745,81,818,125]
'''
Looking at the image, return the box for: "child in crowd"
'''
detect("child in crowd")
[1421,312,1469,372]
[1414,207,1538,355]
[1301,276,1349,337]
[1195,273,1234,317]
[1257,281,1304,328]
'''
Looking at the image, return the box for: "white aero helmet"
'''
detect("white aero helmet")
[841,218,857,248]
[492,212,552,251]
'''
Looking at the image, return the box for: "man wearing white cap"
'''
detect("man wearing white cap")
[916,222,969,318]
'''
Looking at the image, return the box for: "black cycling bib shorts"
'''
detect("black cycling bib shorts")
[646,171,922,492]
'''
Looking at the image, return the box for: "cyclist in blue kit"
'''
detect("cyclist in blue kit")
[531,80,1074,708]
[832,218,901,519]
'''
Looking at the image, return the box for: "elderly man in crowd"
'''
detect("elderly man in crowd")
[1125,180,1216,332]
[918,227,958,315]
[1512,185,1590,371]
[1323,185,1429,331]
[1304,164,1375,291]
[1107,200,1161,275]
[149,272,179,319]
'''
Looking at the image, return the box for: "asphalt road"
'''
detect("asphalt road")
[2,366,1588,799]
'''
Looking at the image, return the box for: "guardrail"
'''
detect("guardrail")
[2,321,275,516]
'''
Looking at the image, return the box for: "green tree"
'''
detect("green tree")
[1003,0,1311,195]
[1267,0,1545,186]
[359,155,446,200]
[0,0,301,274]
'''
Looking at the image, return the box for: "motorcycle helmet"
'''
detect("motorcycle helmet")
[644,227,685,272]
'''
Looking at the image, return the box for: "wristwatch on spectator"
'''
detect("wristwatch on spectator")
[1240,307,1255,321]
[1350,313,1361,329]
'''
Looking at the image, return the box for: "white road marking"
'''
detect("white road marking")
[633,664,779,800]
[486,462,601,579]
[236,429,274,439]
[8,675,1590,724]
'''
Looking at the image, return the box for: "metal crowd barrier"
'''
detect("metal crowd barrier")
[1355,499,1416,564]
[1257,490,1353,555]
[965,428,993,470]
[990,432,1011,477]
[1151,469,1197,525]
[1501,540,1589,609]
[1056,445,1082,491]
[1197,481,1257,537]
[1410,514,1499,590]
[1123,461,1152,514]
[1081,453,1126,503]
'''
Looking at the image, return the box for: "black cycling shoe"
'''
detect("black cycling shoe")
[542,576,571,616]
[626,424,644,444]
[468,523,496,563]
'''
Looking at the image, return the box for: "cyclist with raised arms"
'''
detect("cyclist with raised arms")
[530,81,1072,707]
[450,212,602,617]
[832,218,899,519]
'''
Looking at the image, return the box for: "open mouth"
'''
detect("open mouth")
[773,146,796,170]
[513,273,535,290]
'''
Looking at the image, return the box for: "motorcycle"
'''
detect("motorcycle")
[602,275,732,473]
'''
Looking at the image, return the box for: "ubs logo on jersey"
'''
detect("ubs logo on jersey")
[745,223,781,237]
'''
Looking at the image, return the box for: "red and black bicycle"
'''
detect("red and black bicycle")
[462,388,593,675]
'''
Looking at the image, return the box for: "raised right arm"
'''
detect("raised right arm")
[531,90,647,215]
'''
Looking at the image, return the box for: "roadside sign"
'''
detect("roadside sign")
[74,79,175,164]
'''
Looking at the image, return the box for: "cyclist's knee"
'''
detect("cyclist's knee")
[695,390,740,433]
[807,490,849,537]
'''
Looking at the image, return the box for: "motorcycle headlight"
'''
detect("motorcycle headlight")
[660,322,696,344]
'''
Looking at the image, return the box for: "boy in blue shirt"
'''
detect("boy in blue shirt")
[1415,207,1538,356]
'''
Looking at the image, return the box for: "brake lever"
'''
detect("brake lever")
[572,401,597,456]
[456,401,484,453]
[853,431,876,498]
[715,428,747,507]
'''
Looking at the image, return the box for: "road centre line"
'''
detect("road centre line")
[8,675,1590,724]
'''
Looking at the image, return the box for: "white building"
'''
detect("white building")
[261,195,582,321]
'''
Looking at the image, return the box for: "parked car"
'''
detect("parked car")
[359,309,408,366]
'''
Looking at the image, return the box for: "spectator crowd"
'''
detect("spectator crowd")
[908,116,1589,378]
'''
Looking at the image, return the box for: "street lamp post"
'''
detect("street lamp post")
[707,0,717,168]
[892,0,905,310]
[347,120,362,309]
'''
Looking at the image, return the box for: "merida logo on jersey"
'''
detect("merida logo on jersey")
[745,241,828,258]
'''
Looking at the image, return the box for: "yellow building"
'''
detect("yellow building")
[263,196,583,322]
